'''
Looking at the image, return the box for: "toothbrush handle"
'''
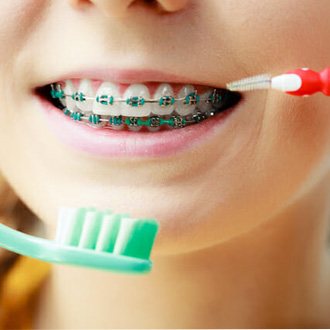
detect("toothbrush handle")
[285,67,330,96]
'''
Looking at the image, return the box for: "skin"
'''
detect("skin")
[0,0,330,327]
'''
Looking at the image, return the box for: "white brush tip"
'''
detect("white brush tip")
[226,74,271,92]
[271,74,302,92]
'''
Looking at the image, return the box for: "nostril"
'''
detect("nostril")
[143,0,157,4]
[128,0,163,12]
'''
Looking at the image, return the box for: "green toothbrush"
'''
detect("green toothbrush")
[0,207,159,273]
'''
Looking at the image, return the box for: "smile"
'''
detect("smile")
[34,72,244,158]
[37,79,242,132]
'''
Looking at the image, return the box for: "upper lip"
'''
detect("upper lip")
[36,67,229,89]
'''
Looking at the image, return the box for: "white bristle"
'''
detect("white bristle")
[95,213,119,252]
[55,207,78,244]
[226,73,272,92]
[55,208,136,252]
[112,217,136,255]
[78,210,101,249]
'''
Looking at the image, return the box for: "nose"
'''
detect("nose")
[69,0,189,16]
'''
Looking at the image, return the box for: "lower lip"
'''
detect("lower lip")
[36,96,243,159]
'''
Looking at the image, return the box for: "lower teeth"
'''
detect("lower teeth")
[61,108,216,130]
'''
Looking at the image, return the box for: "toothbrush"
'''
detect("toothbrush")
[0,207,159,273]
[226,67,330,96]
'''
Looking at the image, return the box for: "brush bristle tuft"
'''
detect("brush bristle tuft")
[56,207,159,260]
[226,74,272,92]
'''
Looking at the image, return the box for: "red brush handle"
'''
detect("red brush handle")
[285,67,330,96]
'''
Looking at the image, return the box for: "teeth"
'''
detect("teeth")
[88,114,107,128]
[127,125,142,132]
[110,121,125,131]
[176,85,197,116]
[108,116,125,130]
[121,84,152,117]
[50,79,229,132]
[76,79,94,114]
[56,84,67,108]
[64,80,78,112]
[58,80,219,120]
[152,83,175,116]
[125,117,141,131]
[147,126,161,132]
[93,82,121,116]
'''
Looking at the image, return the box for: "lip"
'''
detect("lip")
[33,67,242,159]
[35,67,228,89]
[34,91,244,159]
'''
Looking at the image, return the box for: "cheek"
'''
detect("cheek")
[257,94,330,201]
[216,0,330,72]
[0,0,46,58]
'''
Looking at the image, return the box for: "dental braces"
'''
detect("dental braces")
[50,84,225,107]
[60,106,216,129]
[49,83,230,129]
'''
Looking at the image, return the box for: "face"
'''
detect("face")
[0,0,330,255]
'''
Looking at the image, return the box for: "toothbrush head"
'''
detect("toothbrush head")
[56,207,159,259]
[226,73,272,92]
[0,207,159,273]
[53,207,159,272]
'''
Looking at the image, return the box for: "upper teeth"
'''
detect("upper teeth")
[55,79,217,118]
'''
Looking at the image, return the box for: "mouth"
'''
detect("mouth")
[36,79,242,131]
[34,76,243,158]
